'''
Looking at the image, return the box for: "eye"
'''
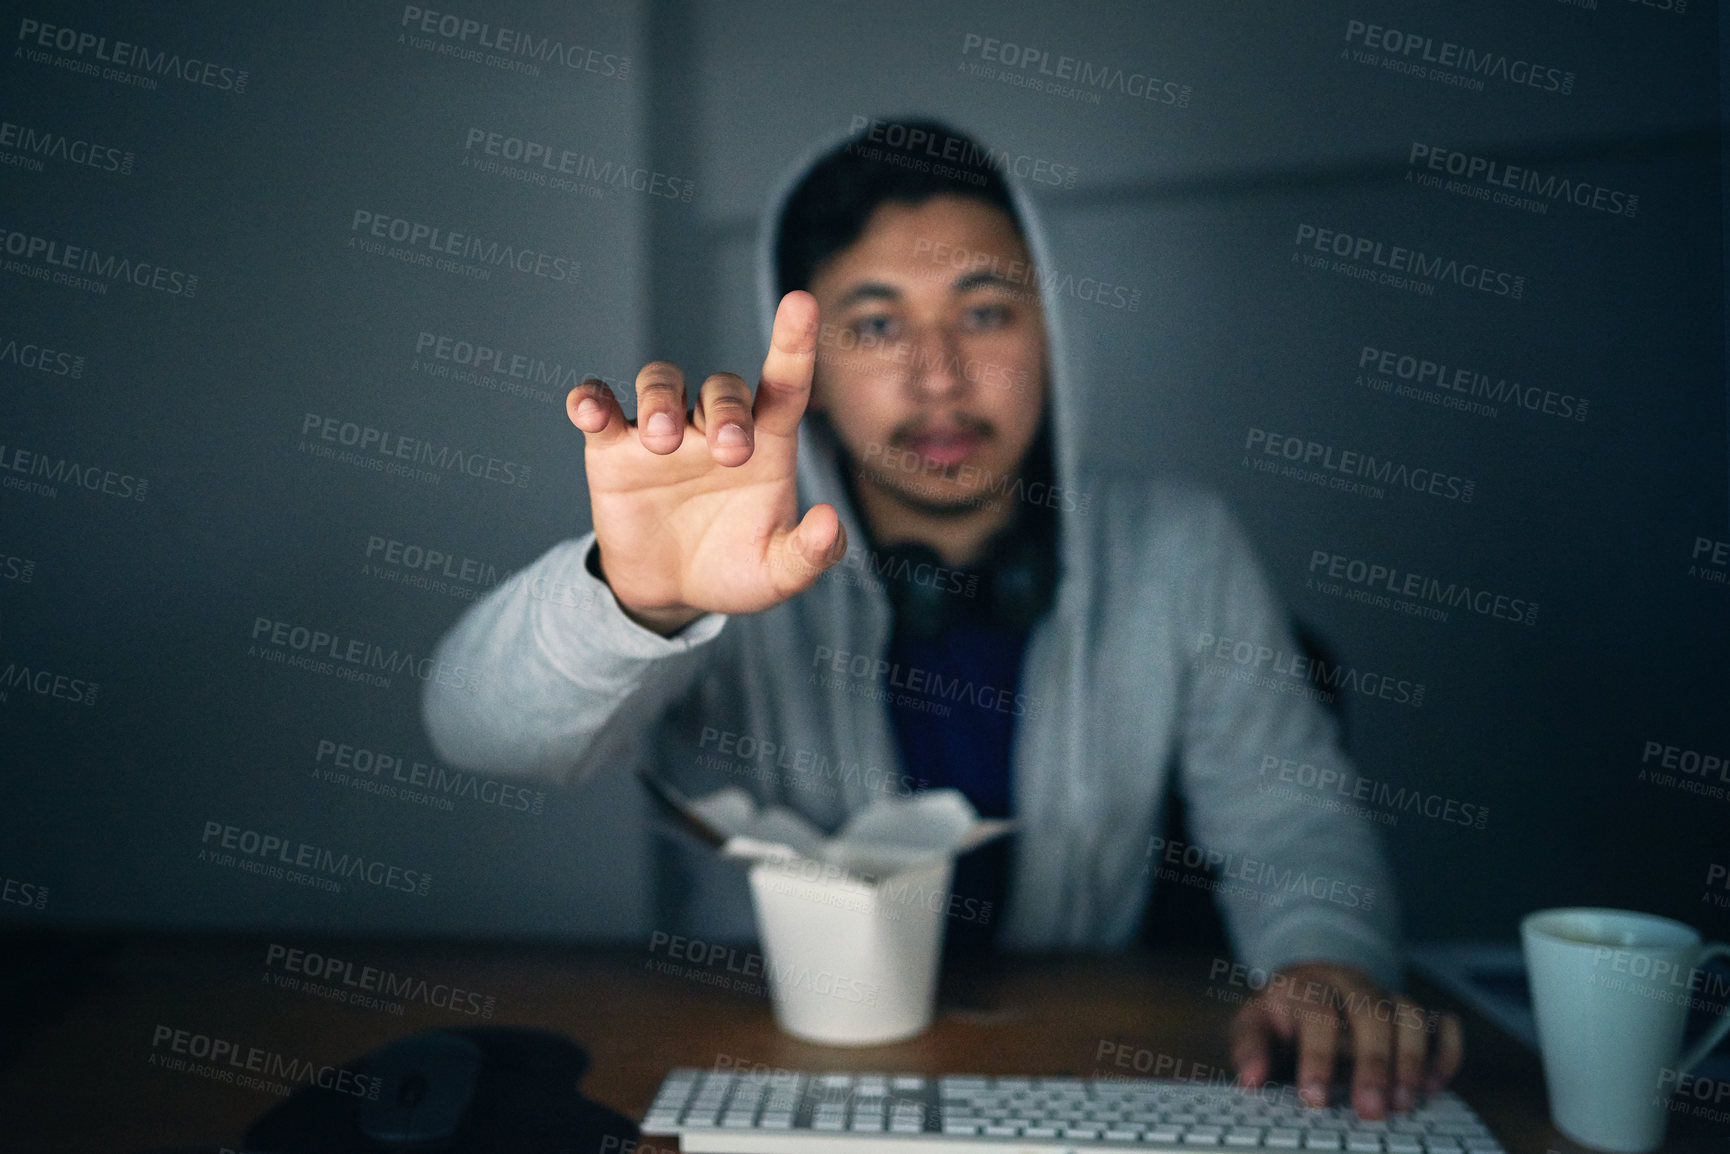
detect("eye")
[961,303,1011,330]
[852,313,900,340]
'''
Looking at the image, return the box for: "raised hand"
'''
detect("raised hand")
[567,291,846,635]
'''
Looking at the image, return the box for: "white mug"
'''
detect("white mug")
[1521,907,1730,1153]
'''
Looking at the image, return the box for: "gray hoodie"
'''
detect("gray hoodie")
[422,125,1401,987]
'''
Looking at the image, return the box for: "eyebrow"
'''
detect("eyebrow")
[835,282,901,309]
[954,270,1028,295]
[835,270,1027,310]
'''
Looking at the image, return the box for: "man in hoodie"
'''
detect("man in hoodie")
[423,120,1462,1116]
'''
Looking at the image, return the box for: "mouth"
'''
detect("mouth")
[898,421,990,472]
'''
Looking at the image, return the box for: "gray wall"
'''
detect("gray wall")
[1,0,1725,947]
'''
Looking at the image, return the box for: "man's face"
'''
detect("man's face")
[806,194,1048,516]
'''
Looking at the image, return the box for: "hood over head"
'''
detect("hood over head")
[752,116,1083,563]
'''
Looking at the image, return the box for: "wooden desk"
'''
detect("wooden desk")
[0,933,1720,1153]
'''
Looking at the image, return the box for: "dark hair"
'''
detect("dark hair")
[775,118,1022,296]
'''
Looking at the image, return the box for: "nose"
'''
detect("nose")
[904,321,967,401]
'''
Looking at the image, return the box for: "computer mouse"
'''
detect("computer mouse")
[354,1031,483,1143]
[240,1026,638,1154]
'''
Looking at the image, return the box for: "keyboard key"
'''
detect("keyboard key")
[1346,1138,1384,1152]
[1267,1130,1304,1148]
[1183,1133,1223,1145]
[1226,1128,1266,1146]
[1385,1142,1423,1154]
[1304,1133,1345,1149]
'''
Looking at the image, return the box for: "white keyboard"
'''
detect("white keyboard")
[641,1069,1502,1154]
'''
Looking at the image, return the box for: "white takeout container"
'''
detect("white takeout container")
[688,787,1012,1046]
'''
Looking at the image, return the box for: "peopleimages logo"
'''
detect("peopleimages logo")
[199,820,433,897]
[1689,537,1728,588]
[15,17,250,93]
[462,127,694,201]
[249,615,481,693]
[2,874,48,911]
[696,726,925,799]
[0,333,85,379]
[313,737,546,816]
[0,659,99,706]
[1145,835,1376,910]
[0,552,36,583]
[0,441,148,502]
[364,534,509,596]
[1194,630,1426,708]
[263,943,498,1018]
[0,118,134,176]
[1293,223,1525,300]
[959,32,1192,107]
[299,412,531,489]
[398,6,629,79]
[1407,143,1637,219]
[148,1025,380,1100]
[1343,19,1575,95]
[847,117,1078,189]
[0,226,198,297]
[1358,344,1587,424]
[1244,428,1474,504]
[348,211,579,286]
[1307,549,1538,626]
[1257,756,1490,830]
[1638,739,1730,802]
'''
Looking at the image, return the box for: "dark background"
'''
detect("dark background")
[1,0,1725,956]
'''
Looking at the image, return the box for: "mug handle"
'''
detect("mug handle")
[1677,943,1730,1074]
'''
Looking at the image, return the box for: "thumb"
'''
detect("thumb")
[797,504,845,570]
[770,504,845,594]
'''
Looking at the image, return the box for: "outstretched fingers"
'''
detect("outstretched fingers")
[567,378,630,448]
[754,291,819,438]
[692,372,755,467]
[635,361,688,454]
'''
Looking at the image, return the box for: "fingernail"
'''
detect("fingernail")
[1393,1085,1414,1111]
[1302,1081,1325,1106]
[1360,1087,1384,1117]
[576,398,601,422]
[716,423,749,447]
[646,411,675,436]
